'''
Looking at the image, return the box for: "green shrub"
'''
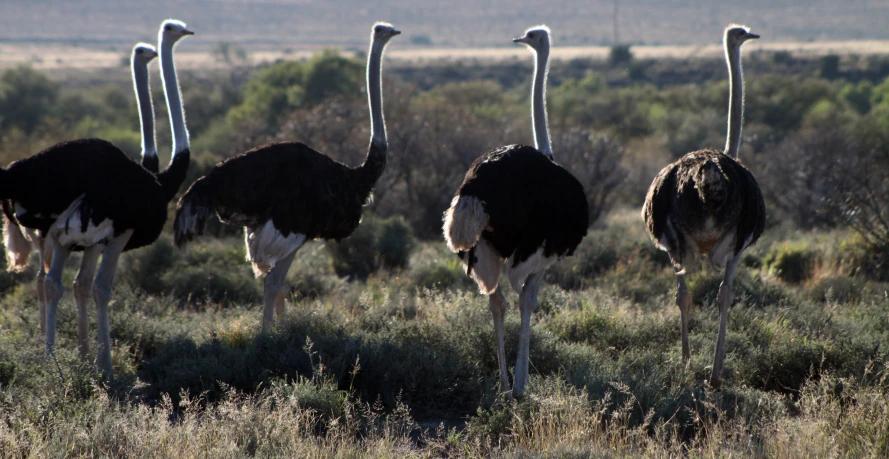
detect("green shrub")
[119,235,177,295]
[377,217,415,269]
[608,45,633,67]
[411,258,473,291]
[808,276,861,303]
[161,240,260,304]
[328,216,417,279]
[764,242,818,284]
[328,218,381,279]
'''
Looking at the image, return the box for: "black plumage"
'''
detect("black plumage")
[455,144,588,274]
[0,20,194,381]
[174,141,384,246]
[1,139,187,251]
[442,25,586,400]
[173,22,400,333]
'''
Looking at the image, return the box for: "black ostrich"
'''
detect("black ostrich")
[2,42,159,335]
[442,26,589,399]
[0,20,193,380]
[173,23,400,332]
[642,25,766,389]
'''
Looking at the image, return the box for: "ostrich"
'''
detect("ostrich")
[2,42,159,335]
[642,25,765,389]
[173,22,400,331]
[0,20,193,379]
[442,26,589,399]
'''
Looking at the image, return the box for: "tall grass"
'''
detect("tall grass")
[1,209,888,456]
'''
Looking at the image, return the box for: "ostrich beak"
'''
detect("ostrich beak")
[391,29,401,36]
[513,37,529,44]
[747,33,760,39]
[181,29,195,36]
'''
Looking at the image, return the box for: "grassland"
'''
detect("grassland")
[1,209,888,457]
[6,40,889,72]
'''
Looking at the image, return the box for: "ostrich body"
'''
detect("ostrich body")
[0,21,193,379]
[173,23,400,331]
[2,43,159,335]
[442,26,589,399]
[642,25,765,388]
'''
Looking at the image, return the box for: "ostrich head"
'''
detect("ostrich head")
[160,19,194,44]
[372,22,401,44]
[513,25,551,52]
[132,43,158,64]
[724,24,759,49]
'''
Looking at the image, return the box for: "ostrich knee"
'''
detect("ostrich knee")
[92,281,112,308]
[36,269,47,333]
[43,274,64,353]
[73,277,93,358]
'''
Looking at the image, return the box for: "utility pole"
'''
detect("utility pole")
[613,0,620,45]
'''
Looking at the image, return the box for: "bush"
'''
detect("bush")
[161,240,260,304]
[328,216,416,279]
[377,217,415,269]
[328,218,380,279]
[119,235,177,295]
[608,45,633,67]
[808,276,861,303]
[411,258,473,291]
[764,242,818,284]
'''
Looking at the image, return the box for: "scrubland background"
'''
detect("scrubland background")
[2,1,889,456]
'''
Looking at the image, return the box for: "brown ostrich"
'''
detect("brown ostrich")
[642,25,766,389]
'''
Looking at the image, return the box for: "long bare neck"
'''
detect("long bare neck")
[367,40,387,150]
[724,44,744,159]
[160,40,189,156]
[531,44,552,158]
[132,60,157,162]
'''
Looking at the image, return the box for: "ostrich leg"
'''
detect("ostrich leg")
[513,272,543,398]
[275,288,286,319]
[35,235,51,334]
[488,286,510,394]
[709,254,742,389]
[92,230,133,381]
[262,248,298,332]
[43,239,71,357]
[675,272,691,362]
[73,245,102,359]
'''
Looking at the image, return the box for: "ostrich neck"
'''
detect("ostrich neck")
[357,39,389,192]
[368,40,386,149]
[724,45,744,159]
[160,40,189,155]
[132,60,156,159]
[532,46,552,158]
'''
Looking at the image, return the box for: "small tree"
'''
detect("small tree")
[608,45,633,67]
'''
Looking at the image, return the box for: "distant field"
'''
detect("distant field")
[0,0,887,51]
[4,40,889,71]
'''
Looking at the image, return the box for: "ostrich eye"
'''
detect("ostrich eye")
[528,33,535,38]
[375,27,382,33]
[165,25,172,31]
[137,49,142,54]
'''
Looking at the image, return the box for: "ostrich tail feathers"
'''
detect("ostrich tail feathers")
[173,177,214,250]
[3,213,31,272]
[695,162,728,204]
[443,195,489,252]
